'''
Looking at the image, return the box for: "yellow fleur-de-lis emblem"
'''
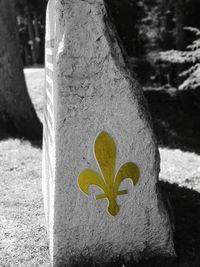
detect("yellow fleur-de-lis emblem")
[77,131,140,216]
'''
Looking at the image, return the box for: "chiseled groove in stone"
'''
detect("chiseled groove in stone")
[46,38,55,48]
[46,67,54,79]
[47,54,54,64]
[44,109,53,145]
[46,78,53,94]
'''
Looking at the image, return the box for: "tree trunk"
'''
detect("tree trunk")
[23,0,38,65]
[176,0,185,50]
[33,12,41,63]
[175,0,186,87]
[0,0,42,139]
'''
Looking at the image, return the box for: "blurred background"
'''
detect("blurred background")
[17,0,200,88]
[1,1,200,266]
[5,0,199,152]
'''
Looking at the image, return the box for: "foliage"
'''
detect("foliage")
[13,0,200,88]
[16,0,48,65]
[139,0,175,52]
[105,0,145,56]
[159,27,200,90]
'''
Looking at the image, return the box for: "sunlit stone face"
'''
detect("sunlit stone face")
[42,0,174,266]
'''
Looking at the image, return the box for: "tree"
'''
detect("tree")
[175,0,186,50]
[0,0,42,139]
[16,0,47,65]
[105,0,144,56]
[159,27,200,90]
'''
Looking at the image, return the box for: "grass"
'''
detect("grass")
[25,68,44,121]
[0,68,200,266]
[0,139,49,267]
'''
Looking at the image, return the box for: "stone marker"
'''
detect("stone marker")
[42,0,175,266]
[42,0,56,260]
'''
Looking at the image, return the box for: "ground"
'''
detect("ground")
[0,68,200,267]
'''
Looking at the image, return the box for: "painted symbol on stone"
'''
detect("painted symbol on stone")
[77,131,140,216]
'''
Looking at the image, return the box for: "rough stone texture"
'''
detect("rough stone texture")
[43,0,175,266]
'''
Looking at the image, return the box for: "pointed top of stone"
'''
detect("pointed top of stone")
[43,0,175,265]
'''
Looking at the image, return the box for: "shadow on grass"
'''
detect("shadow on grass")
[0,118,42,148]
[144,88,200,154]
[68,182,200,267]
[130,181,200,267]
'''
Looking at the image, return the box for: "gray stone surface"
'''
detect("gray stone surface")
[42,0,175,266]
